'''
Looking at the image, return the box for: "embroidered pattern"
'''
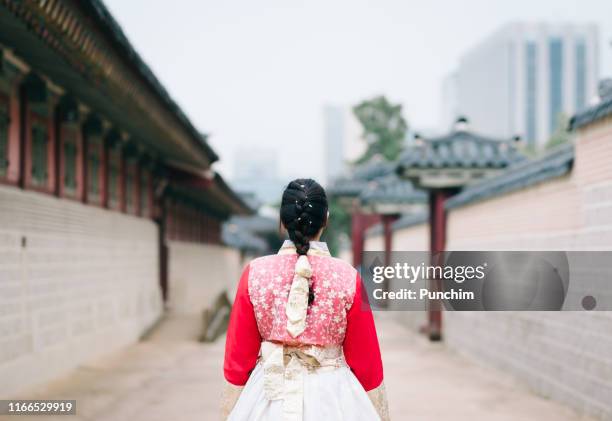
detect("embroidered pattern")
[248,254,357,346]
[367,381,391,421]
[220,381,244,420]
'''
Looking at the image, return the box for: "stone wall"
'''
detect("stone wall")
[0,185,163,396]
[167,241,242,314]
[365,116,612,419]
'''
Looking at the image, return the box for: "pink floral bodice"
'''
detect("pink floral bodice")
[248,253,357,346]
[224,240,384,392]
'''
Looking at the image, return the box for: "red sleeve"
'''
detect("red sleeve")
[343,272,384,391]
[223,264,262,385]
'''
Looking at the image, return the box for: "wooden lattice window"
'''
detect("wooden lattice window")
[0,100,9,177]
[31,121,48,187]
[87,140,101,203]
[108,151,120,209]
[63,135,77,193]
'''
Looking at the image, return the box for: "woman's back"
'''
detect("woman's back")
[222,179,389,421]
[248,242,357,346]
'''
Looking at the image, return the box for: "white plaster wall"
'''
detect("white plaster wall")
[167,241,242,313]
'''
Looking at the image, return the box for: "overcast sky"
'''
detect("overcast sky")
[104,0,612,182]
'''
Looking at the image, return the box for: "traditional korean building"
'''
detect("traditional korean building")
[395,118,524,339]
[332,118,524,338]
[363,90,612,418]
[329,155,428,279]
[0,0,250,396]
[328,156,397,268]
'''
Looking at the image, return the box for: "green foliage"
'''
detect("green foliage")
[321,96,408,255]
[321,197,351,256]
[352,95,407,163]
[545,113,570,150]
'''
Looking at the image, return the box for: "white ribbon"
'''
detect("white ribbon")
[261,342,344,421]
[285,255,312,337]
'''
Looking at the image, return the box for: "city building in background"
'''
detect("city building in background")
[231,147,285,204]
[441,22,599,148]
[440,72,459,133]
[322,104,366,186]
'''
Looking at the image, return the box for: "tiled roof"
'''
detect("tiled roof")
[359,174,427,205]
[328,156,395,198]
[85,0,219,162]
[352,157,395,179]
[222,214,280,253]
[446,142,574,209]
[226,215,279,235]
[367,143,575,236]
[327,177,369,197]
[222,224,267,252]
[165,166,253,217]
[212,173,254,215]
[397,130,523,173]
[569,95,612,130]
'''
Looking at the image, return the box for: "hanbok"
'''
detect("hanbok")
[222,240,390,421]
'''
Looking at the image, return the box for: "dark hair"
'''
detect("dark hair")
[280,178,328,256]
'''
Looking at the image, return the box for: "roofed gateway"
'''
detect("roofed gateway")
[396,117,524,189]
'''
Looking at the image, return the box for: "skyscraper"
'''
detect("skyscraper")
[323,105,345,185]
[441,23,599,148]
[232,148,285,204]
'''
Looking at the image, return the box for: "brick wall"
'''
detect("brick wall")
[167,241,242,314]
[365,115,612,419]
[443,117,612,420]
[0,185,163,397]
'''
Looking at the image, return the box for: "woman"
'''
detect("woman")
[222,179,390,421]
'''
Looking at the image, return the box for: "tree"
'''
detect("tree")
[321,197,351,256]
[352,95,407,163]
[545,112,570,150]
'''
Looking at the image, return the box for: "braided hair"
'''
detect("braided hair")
[280,179,328,256]
[280,179,328,305]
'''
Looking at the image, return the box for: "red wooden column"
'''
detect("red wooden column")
[426,190,449,341]
[351,211,381,269]
[0,62,23,186]
[380,214,399,308]
[381,214,399,266]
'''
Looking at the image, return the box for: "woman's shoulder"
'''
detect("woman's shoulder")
[310,255,358,283]
[245,254,357,276]
[245,253,292,272]
[248,253,276,265]
[323,255,357,273]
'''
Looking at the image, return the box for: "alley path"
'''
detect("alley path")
[0,314,589,421]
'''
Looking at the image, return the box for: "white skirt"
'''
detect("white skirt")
[228,362,380,421]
